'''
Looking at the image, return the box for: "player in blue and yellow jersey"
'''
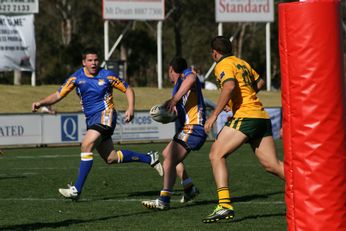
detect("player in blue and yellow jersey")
[142,57,207,210]
[202,36,284,223]
[32,48,163,200]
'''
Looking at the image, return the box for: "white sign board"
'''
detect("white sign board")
[215,0,274,22]
[0,0,39,14]
[0,112,175,146]
[103,0,165,20]
[114,112,174,141]
[0,15,36,71]
[0,115,42,145]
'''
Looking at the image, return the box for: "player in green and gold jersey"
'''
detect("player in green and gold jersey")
[202,36,284,223]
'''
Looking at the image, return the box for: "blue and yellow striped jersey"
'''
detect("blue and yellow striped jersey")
[173,68,206,126]
[58,67,128,118]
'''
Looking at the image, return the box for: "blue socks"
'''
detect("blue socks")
[74,152,93,193]
[74,150,151,193]
[159,189,173,203]
[116,150,151,164]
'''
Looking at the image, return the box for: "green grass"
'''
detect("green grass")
[0,85,281,113]
[0,141,286,230]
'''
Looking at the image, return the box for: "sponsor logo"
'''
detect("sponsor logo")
[0,125,24,136]
[61,115,78,141]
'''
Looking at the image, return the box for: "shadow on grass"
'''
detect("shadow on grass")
[1,190,285,230]
[0,176,26,181]
[0,210,154,231]
[179,190,284,207]
[232,212,286,223]
[232,190,284,203]
[93,190,283,204]
[89,190,160,202]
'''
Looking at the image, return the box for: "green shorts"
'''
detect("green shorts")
[224,118,272,142]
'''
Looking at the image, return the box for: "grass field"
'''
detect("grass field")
[0,141,286,231]
[0,85,281,113]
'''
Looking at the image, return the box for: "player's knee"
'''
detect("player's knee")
[105,150,117,164]
[106,157,113,164]
[162,150,169,160]
[261,161,279,175]
[208,149,219,162]
[81,141,94,152]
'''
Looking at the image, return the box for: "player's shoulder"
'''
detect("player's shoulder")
[70,67,84,78]
[99,68,117,77]
[182,68,196,80]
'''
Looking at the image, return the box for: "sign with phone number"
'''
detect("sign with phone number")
[0,0,39,14]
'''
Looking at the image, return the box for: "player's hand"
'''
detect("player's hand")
[164,99,178,115]
[223,105,231,112]
[204,114,217,133]
[32,102,41,112]
[124,109,134,123]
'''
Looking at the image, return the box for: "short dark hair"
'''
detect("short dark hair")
[169,57,187,74]
[82,47,99,60]
[211,36,232,55]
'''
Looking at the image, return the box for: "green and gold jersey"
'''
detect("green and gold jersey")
[214,55,269,119]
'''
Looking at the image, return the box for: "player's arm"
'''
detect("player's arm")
[250,67,264,93]
[204,80,235,133]
[166,73,197,112]
[108,74,134,122]
[124,86,135,123]
[255,78,265,93]
[32,92,62,112]
[32,76,76,113]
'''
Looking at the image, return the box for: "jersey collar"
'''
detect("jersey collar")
[217,54,233,63]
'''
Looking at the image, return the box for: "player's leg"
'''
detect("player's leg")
[142,125,206,210]
[162,140,188,197]
[176,162,199,203]
[96,138,163,176]
[251,135,284,180]
[203,125,247,223]
[58,129,101,199]
[161,125,206,205]
[142,140,188,210]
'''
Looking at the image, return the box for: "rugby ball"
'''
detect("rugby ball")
[149,104,177,124]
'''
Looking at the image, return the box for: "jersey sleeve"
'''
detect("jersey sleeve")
[214,62,235,87]
[58,76,76,97]
[182,68,196,78]
[250,66,260,82]
[107,75,128,93]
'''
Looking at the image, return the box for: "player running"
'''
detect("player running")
[32,48,163,200]
[141,57,207,210]
[202,36,284,223]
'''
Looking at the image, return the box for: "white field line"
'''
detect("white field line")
[0,197,285,204]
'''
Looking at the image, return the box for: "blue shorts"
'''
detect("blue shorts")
[86,109,117,139]
[174,125,207,152]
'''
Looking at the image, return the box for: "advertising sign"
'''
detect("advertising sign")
[215,0,274,22]
[103,0,165,20]
[114,111,174,141]
[0,115,41,145]
[0,0,39,14]
[0,15,36,71]
[0,112,175,146]
[61,115,79,142]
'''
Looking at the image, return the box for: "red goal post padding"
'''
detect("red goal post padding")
[279,1,346,230]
